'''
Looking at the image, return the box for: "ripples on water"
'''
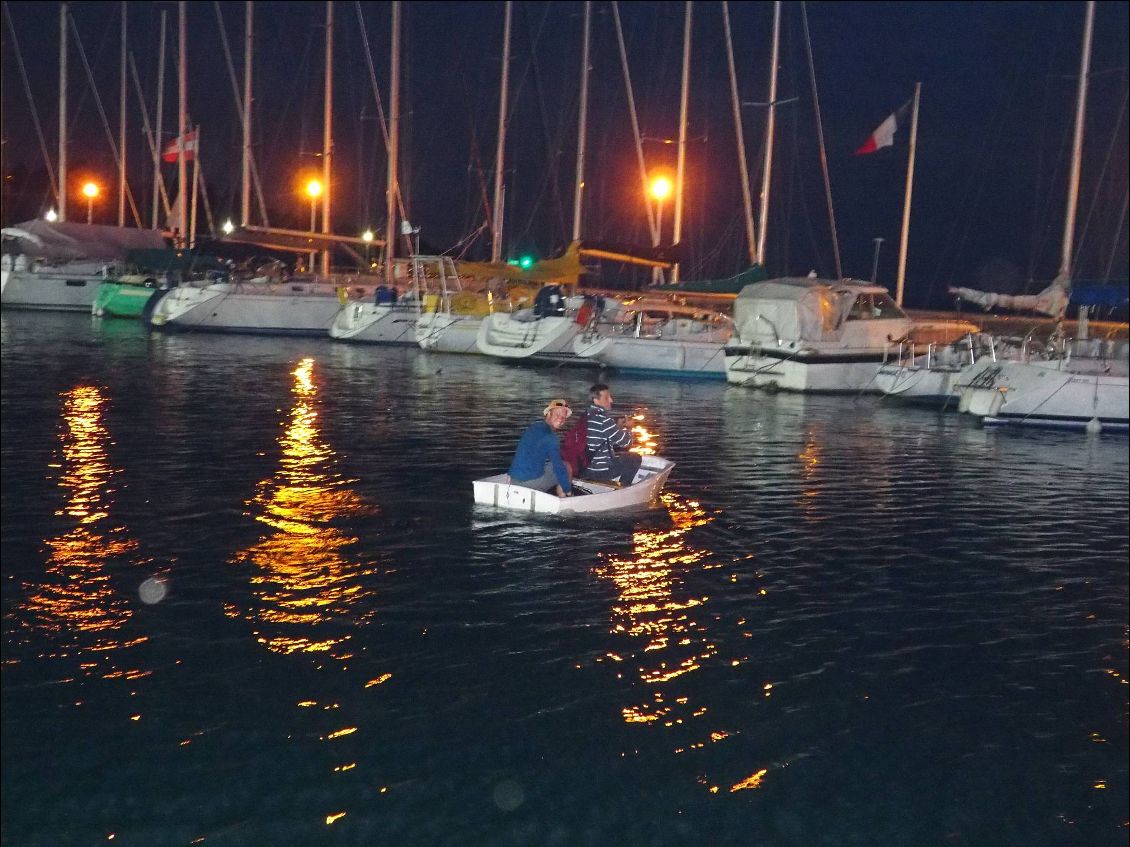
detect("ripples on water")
[1,313,1127,846]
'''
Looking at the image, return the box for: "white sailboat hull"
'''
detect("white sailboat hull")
[875,357,999,405]
[476,313,585,363]
[415,312,484,353]
[1,261,110,312]
[574,333,726,378]
[959,359,1129,431]
[329,302,419,344]
[473,455,674,514]
[148,282,346,335]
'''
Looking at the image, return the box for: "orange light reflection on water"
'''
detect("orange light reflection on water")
[593,492,717,730]
[22,386,149,676]
[226,359,379,663]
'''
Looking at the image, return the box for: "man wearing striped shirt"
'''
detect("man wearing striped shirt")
[582,383,642,487]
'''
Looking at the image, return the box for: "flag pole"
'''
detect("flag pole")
[189,124,199,247]
[895,82,920,307]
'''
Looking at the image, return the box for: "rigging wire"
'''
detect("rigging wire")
[69,11,143,227]
[2,1,58,204]
[1072,83,1128,281]
[799,2,840,279]
[212,1,269,227]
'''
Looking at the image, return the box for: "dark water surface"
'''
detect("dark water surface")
[2,312,1127,846]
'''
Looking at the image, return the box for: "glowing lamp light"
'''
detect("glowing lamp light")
[81,182,100,199]
[518,255,535,269]
[222,219,235,234]
[45,208,58,222]
[649,176,672,202]
[362,229,374,244]
[305,179,323,199]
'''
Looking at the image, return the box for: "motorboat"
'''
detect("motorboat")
[723,277,915,392]
[476,284,620,365]
[472,454,674,514]
[2,220,166,312]
[573,300,732,379]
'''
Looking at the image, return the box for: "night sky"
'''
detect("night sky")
[2,1,1127,307]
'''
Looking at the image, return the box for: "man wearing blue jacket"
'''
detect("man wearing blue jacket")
[508,399,574,497]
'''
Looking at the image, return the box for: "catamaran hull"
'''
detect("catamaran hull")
[148,283,345,335]
[724,345,893,392]
[476,314,586,364]
[1,264,108,312]
[330,302,419,344]
[473,455,674,514]
[574,334,726,379]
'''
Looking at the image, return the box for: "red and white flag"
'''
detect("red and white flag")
[162,128,199,163]
[854,101,912,155]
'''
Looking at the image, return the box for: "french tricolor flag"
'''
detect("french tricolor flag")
[855,100,912,155]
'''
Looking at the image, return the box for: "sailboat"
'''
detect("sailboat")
[1,220,165,312]
[953,1,1128,432]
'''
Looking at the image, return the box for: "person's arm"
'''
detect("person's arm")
[608,413,633,450]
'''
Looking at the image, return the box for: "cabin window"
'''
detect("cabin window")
[846,293,906,321]
[65,279,87,287]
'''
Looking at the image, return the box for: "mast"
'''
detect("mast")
[722,1,755,267]
[241,1,252,227]
[756,1,780,267]
[1059,0,1094,282]
[153,9,166,229]
[571,1,591,242]
[321,0,333,275]
[491,1,512,263]
[118,2,127,226]
[672,0,692,283]
[58,2,67,221]
[894,82,920,306]
[385,1,401,281]
[177,1,187,243]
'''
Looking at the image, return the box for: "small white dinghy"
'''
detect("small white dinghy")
[473,455,674,514]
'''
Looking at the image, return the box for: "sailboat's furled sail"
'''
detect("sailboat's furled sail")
[947,279,1069,319]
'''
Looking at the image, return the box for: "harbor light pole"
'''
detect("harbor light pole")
[82,181,100,224]
[305,179,322,272]
[649,175,672,285]
[362,229,374,269]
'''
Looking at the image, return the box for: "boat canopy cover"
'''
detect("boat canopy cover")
[0,220,167,261]
[656,265,766,295]
[125,248,228,273]
[733,277,855,342]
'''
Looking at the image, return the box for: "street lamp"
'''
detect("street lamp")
[45,208,58,222]
[222,219,235,235]
[81,182,100,224]
[362,229,374,269]
[305,179,322,271]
